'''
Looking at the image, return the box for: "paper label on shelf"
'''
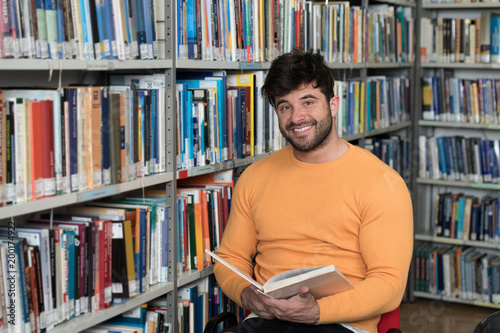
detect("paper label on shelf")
[214,170,233,183]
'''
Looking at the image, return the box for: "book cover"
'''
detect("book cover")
[29,101,44,200]
[41,99,56,197]
[491,14,500,64]
[207,250,354,299]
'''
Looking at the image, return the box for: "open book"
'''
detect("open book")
[206,249,354,299]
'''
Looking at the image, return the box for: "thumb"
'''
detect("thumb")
[299,286,310,297]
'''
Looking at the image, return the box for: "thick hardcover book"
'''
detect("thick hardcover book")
[111,220,135,299]
[206,250,354,299]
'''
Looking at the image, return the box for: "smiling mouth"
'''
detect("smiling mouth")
[293,125,313,132]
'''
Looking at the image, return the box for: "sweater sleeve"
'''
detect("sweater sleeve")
[316,171,413,325]
[213,169,258,306]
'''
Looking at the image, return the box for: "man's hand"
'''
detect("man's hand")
[240,285,277,320]
[240,286,320,324]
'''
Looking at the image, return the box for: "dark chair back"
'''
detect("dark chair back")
[474,310,500,333]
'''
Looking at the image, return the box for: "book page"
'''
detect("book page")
[205,250,263,290]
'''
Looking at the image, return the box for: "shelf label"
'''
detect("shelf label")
[240,62,260,70]
[191,165,216,177]
[488,124,500,130]
[87,61,110,71]
[80,187,117,202]
[472,183,500,190]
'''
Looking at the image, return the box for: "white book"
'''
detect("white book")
[206,250,354,299]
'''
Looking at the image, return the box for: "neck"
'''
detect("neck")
[293,135,349,164]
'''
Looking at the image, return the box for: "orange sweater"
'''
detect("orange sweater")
[214,143,413,333]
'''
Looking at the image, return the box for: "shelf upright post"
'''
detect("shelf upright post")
[164,0,178,328]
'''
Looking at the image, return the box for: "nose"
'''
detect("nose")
[290,106,306,124]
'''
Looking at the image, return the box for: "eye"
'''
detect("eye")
[304,100,313,106]
[279,105,291,112]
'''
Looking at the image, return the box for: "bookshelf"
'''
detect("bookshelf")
[414,0,500,309]
[0,0,419,332]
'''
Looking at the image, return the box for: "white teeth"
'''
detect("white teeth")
[294,125,312,132]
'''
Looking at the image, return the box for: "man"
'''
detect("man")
[213,49,413,333]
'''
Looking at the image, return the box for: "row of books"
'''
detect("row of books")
[422,0,500,4]
[422,74,500,124]
[414,244,500,304]
[0,198,169,333]
[418,135,500,184]
[174,276,246,333]
[434,191,500,243]
[420,13,500,64]
[0,75,166,204]
[175,171,233,275]
[336,75,411,137]
[177,0,415,64]
[176,71,273,170]
[0,0,161,59]
[82,303,172,333]
[176,71,411,170]
[365,136,411,182]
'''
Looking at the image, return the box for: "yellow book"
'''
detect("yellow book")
[123,219,137,296]
[353,81,360,134]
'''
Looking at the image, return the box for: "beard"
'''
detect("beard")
[279,108,334,153]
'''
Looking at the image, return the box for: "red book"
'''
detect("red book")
[41,100,55,197]
[29,101,44,200]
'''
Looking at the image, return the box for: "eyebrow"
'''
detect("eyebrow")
[275,94,319,107]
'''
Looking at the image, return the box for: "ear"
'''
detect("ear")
[329,96,340,118]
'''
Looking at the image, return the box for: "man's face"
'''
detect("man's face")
[274,83,334,152]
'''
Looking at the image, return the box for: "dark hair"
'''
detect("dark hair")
[261,49,335,108]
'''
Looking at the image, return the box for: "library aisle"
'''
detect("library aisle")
[399,299,497,332]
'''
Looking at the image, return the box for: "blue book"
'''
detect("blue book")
[78,0,90,59]
[480,140,493,183]
[141,0,154,59]
[456,196,466,239]
[436,137,448,180]
[186,0,196,59]
[55,0,65,58]
[491,14,500,63]
[432,77,440,121]
[103,0,117,59]
[95,0,109,59]
[134,0,147,59]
